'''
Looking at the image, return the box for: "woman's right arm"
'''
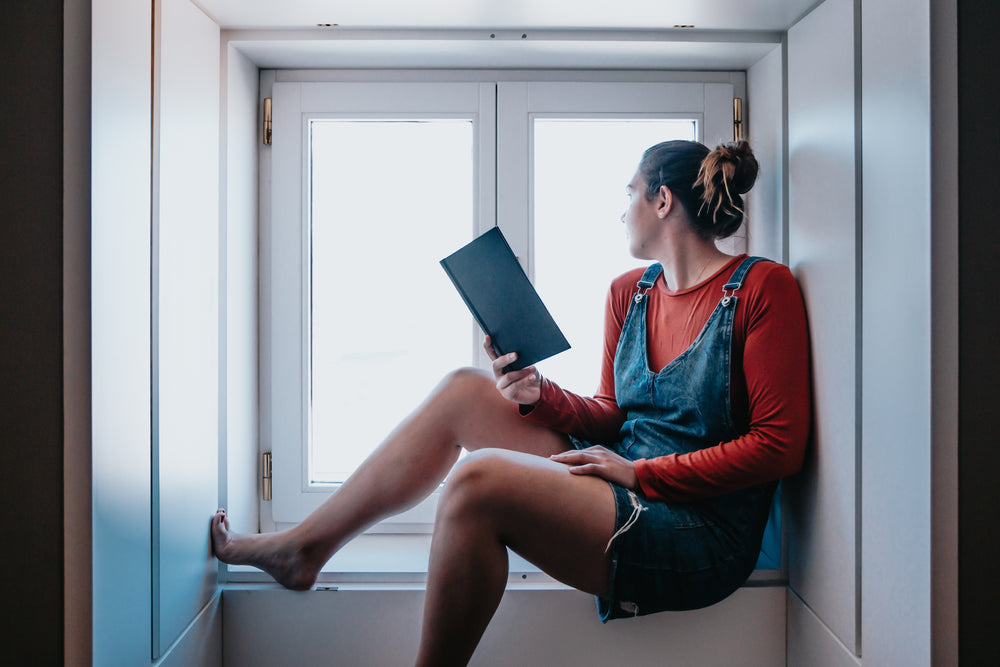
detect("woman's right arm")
[515,278,633,444]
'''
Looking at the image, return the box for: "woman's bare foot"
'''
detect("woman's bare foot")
[210,509,324,591]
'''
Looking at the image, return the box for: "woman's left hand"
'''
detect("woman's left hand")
[550,446,639,490]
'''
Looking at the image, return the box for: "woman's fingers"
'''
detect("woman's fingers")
[491,352,519,379]
[550,446,606,464]
[549,450,586,464]
[485,336,520,379]
[496,366,534,389]
[550,447,638,489]
[482,335,499,361]
[484,336,541,405]
[497,366,541,404]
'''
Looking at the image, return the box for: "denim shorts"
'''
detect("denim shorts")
[570,436,773,622]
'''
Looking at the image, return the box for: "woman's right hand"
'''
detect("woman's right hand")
[484,335,542,406]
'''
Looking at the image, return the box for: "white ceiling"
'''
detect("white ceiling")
[200,0,818,70]
[196,0,818,32]
[228,38,777,71]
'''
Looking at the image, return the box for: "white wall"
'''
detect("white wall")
[744,44,785,572]
[746,44,784,262]
[222,44,261,536]
[152,0,222,656]
[781,1,958,665]
[92,0,225,663]
[785,0,860,662]
[860,0,942,664]
[91,0,155,661]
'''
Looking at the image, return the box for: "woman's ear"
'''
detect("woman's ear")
[656,185,674,219]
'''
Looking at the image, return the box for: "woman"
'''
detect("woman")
[211,139,810,666]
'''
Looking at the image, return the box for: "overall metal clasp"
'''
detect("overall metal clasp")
[721,281,741,307]
[634,280,654,303]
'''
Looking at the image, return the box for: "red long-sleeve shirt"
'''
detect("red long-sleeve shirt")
[524,255,810,503]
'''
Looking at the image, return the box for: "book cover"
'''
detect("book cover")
[440,227,570,371]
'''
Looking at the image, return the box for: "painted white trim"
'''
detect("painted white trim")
[786,590,861,667]
[156,594,222,667]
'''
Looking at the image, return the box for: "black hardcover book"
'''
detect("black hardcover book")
[440,227,570,371]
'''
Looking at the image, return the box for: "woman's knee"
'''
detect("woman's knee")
[430,367,501,428]
[437,366,493,400]
[438,450,516,521]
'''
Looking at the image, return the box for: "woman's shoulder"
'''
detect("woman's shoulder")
[604,266,654,318]
[609,265,653,295]
[744,258,799,292]
[741,258,804,318]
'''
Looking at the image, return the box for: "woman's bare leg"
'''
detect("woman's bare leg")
[415,448,617,667]
[211,368,572,589]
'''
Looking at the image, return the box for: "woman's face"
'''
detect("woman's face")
[621,171,662,259]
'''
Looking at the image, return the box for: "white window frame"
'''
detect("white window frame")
[496,81,736,277]
[266,81,496,526]
[263,75,737,535]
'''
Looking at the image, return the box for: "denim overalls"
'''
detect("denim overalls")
[578,256,776,621]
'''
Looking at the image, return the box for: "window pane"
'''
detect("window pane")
[310,119,473,484]
[533,119,697,395]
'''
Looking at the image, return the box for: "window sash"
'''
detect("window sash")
[267,81,496,525]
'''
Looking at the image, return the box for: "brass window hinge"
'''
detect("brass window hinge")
[262,452,272,500]
[263,98,272,146]
[733,97,744,141]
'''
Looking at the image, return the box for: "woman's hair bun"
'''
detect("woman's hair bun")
[697,140,759,198]
[693,139,759,236]
[711,140,758,194]
[636,138,759,241]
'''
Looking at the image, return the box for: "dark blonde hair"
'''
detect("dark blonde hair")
[638,139,759,240]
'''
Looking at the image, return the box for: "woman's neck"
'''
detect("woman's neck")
[654,237,732,292]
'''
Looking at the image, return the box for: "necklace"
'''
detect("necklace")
[692,256,715,285]
[666,254,724,291]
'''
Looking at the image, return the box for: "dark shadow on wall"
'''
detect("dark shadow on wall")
[957,1,1000,663]
[0,1,66,663]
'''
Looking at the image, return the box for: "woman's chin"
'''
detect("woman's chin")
[628,244,650,261]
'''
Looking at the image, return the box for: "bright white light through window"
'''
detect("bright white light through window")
[533,119,697,394]
[309,119,473,484]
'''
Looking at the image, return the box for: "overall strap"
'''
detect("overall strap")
[721,256,768,307]
[633,263,663,303]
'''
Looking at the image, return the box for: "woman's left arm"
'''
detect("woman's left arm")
[634,265,811,503]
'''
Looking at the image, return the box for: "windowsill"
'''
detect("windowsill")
[224,532,555,585]
[223,532,787,588]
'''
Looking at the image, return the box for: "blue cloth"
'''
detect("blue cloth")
[574,256,777,621]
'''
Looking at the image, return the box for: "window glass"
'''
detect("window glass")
[309,119,473,483]
[266,79,743,536]
[532,119,697,394]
